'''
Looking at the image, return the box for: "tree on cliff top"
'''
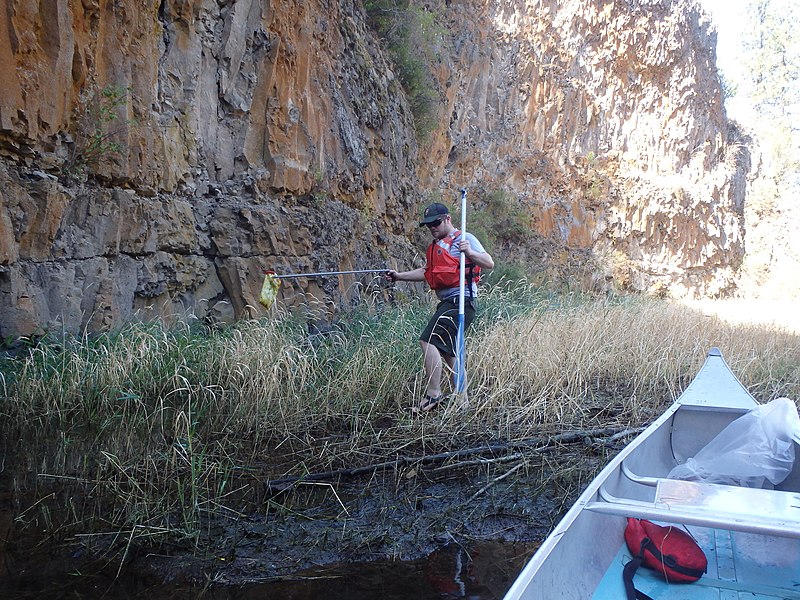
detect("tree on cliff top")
[739,0,799,191]
[728,0,800,297]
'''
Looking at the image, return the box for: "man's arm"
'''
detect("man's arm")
[386,266,427,282]
[459,240,494,270]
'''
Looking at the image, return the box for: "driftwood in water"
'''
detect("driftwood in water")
[265,426,642,492]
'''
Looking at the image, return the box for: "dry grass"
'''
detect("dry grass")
[2,286,799,548]
[465,296,800,436]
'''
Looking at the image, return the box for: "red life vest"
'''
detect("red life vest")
[424,230,481,291]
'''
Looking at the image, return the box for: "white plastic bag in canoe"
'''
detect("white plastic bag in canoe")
[668,397,800,488]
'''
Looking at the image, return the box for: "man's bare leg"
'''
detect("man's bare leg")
[420,340,443,399]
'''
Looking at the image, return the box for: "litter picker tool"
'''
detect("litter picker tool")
[258,268,389,309]
[454,188,468,395]
[264,269,389,279]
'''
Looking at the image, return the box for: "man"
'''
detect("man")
[386,202,494,413]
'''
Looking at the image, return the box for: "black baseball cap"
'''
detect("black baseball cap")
[419,203,449,226]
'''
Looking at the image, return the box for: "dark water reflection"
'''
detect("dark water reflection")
[0,540,538,599]
[233,541,538,600]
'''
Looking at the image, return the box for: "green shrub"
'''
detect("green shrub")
[468,189,533,252]
[63,84,131,179]
[365,0,446,140]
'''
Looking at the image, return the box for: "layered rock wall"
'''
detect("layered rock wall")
[424,0,745,294]
[0,0,748,337]
[1,0,420,336]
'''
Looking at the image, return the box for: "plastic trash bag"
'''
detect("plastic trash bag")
[259,272,281,309]
[668,397,800,488]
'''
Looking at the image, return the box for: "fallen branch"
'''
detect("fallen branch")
[264,425,634,492]
[430,451,529,473]
[587,427,644,446]
[468,461,528,501]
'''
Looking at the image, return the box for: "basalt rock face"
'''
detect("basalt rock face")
[0,0,747,337]
[426,0,747,296]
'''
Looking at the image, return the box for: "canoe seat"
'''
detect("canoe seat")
[586,478,800,539]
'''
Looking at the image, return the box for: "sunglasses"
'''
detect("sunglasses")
[427,219,443,228]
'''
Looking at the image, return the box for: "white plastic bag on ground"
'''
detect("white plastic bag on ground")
[668,397,800,488]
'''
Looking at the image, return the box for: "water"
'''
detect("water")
[222,541,538,599]
[0,539,538,599]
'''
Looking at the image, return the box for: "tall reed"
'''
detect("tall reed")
[2,284,799,548]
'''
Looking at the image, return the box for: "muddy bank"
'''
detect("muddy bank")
[1,445,612,596]
[153,449,608,586]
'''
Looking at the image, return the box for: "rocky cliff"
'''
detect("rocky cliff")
[0,0,748,337]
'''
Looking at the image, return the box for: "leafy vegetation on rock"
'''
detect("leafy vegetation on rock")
[364,0,447,140]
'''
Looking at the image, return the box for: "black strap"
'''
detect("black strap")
[623,539,655,600]
[466,263,476,299]
[641,539,706,579]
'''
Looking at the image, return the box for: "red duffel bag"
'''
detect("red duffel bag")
[623,518,707,600]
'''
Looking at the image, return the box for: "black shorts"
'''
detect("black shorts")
[419,298,476,358]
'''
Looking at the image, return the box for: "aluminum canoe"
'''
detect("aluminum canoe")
[503,347,800,600]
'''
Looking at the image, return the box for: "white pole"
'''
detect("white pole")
[455,188,467,395]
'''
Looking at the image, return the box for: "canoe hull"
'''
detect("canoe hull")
[504,348,800,600]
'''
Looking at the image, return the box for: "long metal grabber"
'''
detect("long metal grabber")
[263,269,389,279]
[259,268,390,308]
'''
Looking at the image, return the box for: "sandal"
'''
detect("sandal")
[412,394,443,415]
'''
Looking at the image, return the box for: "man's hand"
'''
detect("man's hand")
[459,240,495,269]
